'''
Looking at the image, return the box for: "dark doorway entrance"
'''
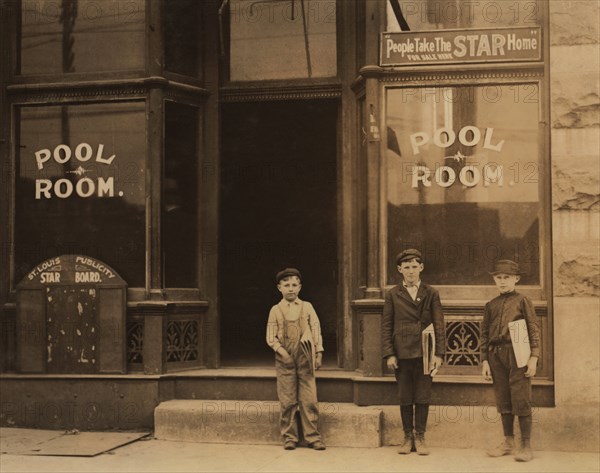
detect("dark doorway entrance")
[219,100,338,366]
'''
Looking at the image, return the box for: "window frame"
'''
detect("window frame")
[13,0,148,82]
[9,96,150,298]
[220,0,341,86]
[380,75,550,304]
[162,98,203,291]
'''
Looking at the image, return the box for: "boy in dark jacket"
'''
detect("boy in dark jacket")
[382,249,445,455]
[482,259,540,462]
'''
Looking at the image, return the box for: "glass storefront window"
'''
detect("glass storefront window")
[228,0,337,81]
[15,102,146,287]
[19,0,145,75]
[385,84,541,285]
[163,101,199,288]
[164,0,201,77]
[386,0,541,31]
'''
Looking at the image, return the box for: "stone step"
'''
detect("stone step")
[155,401,600,452]
[154,400,383,448]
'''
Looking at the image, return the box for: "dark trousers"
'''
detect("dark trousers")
[395,358,433,434]
[394,357,433,405]
[488,345,532,416]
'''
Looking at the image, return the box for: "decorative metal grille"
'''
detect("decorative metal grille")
[126,319,144,365]
[444,317,483,366]
[166,319,199,363]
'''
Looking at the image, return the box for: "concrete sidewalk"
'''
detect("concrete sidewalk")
[1,428,599,473]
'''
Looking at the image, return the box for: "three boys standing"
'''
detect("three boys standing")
[266,253,540,462]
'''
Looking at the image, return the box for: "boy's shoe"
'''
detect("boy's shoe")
[398,431,413,455]
[310,440,326,450]
[414,433,430,456]
[514,446,534,462]
[283,440,297,450]
[486,438,515,457]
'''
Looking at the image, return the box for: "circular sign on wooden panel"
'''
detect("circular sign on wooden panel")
[16,255,127,374]
[17,255,126,288]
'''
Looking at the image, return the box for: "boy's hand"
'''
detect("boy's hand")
[277,348,294,365]
[482,360,492,381]
[315,352,323,370]
[432,355,443,371]
[386,356,398,370]
[525,356,538,377]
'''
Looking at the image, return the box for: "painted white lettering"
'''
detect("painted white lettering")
[492,34,506,55]
[507,34,536,51]
[35,179,53,199]
[53,144,71,164]
[76,178,95,198]
[40,272,60,283]
[434,166,456,188]
[459,165,480,187]
[483,164,504,186]
[410,132,430,155]
[409,126,504,154]
[95,144,116,165]
[465,35,478,56]
[75,272,101,283]
[75,143,93,162]
[458,126,481,147]
[33,143,116,168]
[54,179,73,198]
[483,128,505,152]
[97,177,114,197]
[36,177,116,199]
[454,36,467,57]
[35,149,51,170]
[411,166,432,188]
[476,35,491,56]
[433,127,456,148]
[387,38,415,58]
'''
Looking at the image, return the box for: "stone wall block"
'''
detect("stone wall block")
[552,155,600,210]
[553,243,600,297]
[550,1,600,45]
[551,74,600,128]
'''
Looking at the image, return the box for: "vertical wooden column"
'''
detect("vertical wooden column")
[362,1,384,298]
[147,0,164,300]
[351,1,386,376]
[338,0,358,369]
[0,0,16,373]
[140,303,167,374]
[200,0,221,368]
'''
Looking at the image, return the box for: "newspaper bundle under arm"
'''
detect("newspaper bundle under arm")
[300,335,314,374]
[300,312,314,374]
[422,323,437,376]
[508,318,531,368]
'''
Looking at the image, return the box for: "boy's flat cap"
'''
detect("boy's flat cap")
[276,267,302,283]
[489,259,521,275]
[396,249,422,265]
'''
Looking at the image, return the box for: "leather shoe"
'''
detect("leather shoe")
[283,440,296,450]
[487,438,515,457]
[414,433,430,455]
[514,446,533,462]
[398,431,413,455]
[310,440,326,450]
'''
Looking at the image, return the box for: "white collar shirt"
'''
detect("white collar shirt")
[402,280,421,301]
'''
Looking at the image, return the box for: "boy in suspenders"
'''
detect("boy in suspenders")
[266,268,325,451]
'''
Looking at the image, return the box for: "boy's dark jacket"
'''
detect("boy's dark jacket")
[382,283,445,359]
